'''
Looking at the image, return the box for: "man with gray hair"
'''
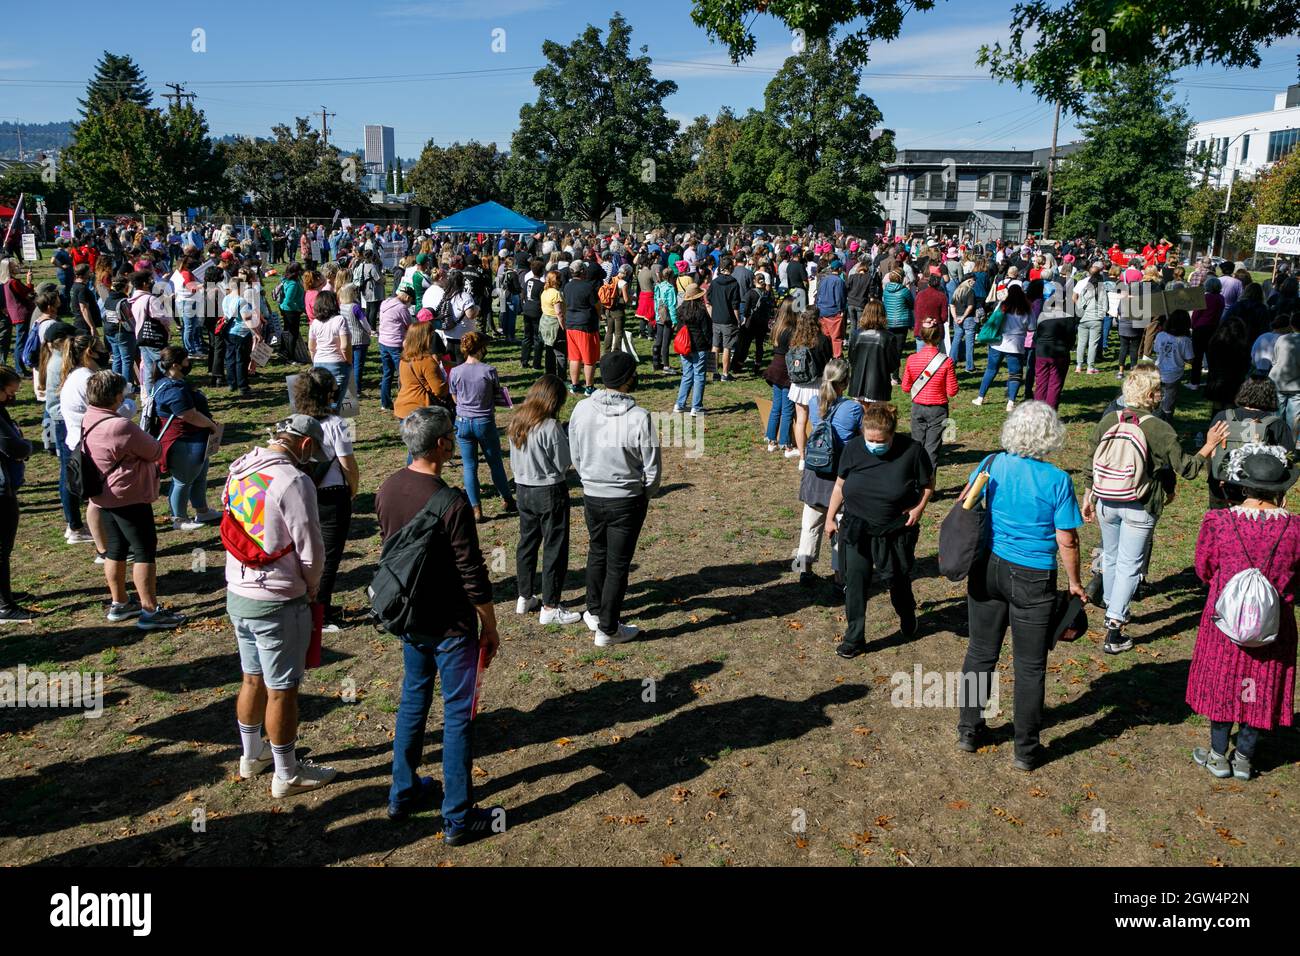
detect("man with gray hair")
[375,405,503,843]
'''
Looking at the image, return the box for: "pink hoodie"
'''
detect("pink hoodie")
[81,405,162,508]
[223,446,324,602]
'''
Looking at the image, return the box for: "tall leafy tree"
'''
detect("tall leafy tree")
[674,109,742,224]
[79,52,152,118]
[1231,148,1300,254]
[224,118,371,217]
[505,13,678,227]
[1051,66,1193,245]
[407,141,506,218]
[690,0,1295,111]
[729,41,893,229]
[64,102,229,215]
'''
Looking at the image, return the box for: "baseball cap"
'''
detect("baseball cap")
[416,308,435,323]
[274,414,326,447]
[415,253,429,265]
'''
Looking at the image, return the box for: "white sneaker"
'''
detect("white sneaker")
[971,396,984,406]
[766,441,778,453]
[270,760,338,798]
[783,447,801,459]
[797,458,805,471]
[595,623,640,647]
[173,516,205,532]
[239,740,272,779]
[582,610,600,632]
[1006,400,1015,412]
[516,594,541,615]
[540,606,581,626]
[1075,366,1083,374]
[66,529,95,544]
[671,406,685,415]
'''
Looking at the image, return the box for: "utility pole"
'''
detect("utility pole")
[14,121,22,161]
[1042,100,1061,238]
[319,107,336,146]
[163,82,197,110]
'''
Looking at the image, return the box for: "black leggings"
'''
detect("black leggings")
[317,485,353,613]
[102,502,158,563]
[1118,335,1142,372]
[0,493,17,608]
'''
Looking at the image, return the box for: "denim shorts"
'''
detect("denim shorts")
[232,600,311,690]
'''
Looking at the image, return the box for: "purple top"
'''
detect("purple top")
[448,361,500,419]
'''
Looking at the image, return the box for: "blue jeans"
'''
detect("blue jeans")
[182,313,204,355]
[1279,392,1300,439]
[379,344,402,409]
[54,420,83,531]
[315,361,351,411]
[674,349,706,412]
[389,633,478,825]
[1097,498,1156,625]
[167,439,210,518]
[351,345,369,397]
[952,319,977,372]
[766,384,794,446]
[502,294,519,340]
[139,346,162,403]
[455,416,513,508]
[1101,314,1114,352]
[109,334,137,385]
[978,348,1022,401]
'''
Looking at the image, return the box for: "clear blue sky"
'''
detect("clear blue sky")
[1,1,1296,158]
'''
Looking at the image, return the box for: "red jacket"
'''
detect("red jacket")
[901,345,958,407]
[913,287,948,337]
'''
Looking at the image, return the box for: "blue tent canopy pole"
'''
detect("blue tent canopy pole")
[429,200,543,234]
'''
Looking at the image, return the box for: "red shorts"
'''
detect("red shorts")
[566,329,601,366]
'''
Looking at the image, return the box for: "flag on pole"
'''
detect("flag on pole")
[2,194,24,250]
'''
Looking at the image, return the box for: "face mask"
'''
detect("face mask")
[865,440,889,456]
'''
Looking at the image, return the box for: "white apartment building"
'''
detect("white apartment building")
[1188,84,1300,186]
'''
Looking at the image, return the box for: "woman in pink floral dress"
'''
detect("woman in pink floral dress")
[1187,445,1300,780]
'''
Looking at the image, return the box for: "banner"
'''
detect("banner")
[1255,224,1300,256]
[379,239,403,271]
[2,193,23,249]
[615,207,623,227]
[21,234,37,261]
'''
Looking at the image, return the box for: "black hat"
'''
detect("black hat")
[599,350,637,390]
[1226,445,1299,493]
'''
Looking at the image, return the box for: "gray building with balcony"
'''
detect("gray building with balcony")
[875,149,1041,243]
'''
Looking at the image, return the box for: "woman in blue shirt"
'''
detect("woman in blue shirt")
[153,346,220,530]
[955,400,1086,772]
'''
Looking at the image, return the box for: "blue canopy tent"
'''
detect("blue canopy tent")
[429,201,542,234]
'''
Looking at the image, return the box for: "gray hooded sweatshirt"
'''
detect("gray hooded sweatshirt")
[569,389,662,499]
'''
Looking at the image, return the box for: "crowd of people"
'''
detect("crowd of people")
[0,218,1297,845]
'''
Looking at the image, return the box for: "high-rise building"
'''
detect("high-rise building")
[363,125,395,175]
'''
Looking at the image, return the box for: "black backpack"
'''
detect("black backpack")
[368,485,463,636]
[67,417,123,499]
[787,345,819,385]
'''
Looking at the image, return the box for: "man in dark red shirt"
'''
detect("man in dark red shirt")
[912,273,949,350]
[375,404,503,844]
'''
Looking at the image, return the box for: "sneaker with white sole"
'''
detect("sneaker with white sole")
[173,516,205,532]
[672,406,685,415]
[595,623,640,647]
[539,606,582,626]
[270,760,338,798]
[239,740,273,779]
[516,594,541,615]
[1006,400,1015,412]
[971,396,984,406]
[138,605,186,631]
[766,441,778,453]
[66,528,95,544]
[782,447,801,459]
[194,509,222,523]
[797,458,805,471]
[582,610,600,631]
[106,600,142,622]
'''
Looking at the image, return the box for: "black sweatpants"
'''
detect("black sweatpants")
[583,494,648,634]
[516,482,570,606]
[317,485,353,615]
[0,493,17,608]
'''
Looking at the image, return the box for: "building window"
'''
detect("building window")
[1240,134,1250,164]
[1267,128,1299,163]
[1000,216,1020,241]
[992,174,1009,200]
[977,174,990,200]
[1218,138,1229,166]
[926,172,950,199]
[913,175,926,199]
[1009,175,1021,202]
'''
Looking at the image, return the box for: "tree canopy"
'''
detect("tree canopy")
[78,52,152,118]
[407,141,506,219]
[224,118,371,217]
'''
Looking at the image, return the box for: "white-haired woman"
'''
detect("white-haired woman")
[1082,365,1228,654]
[956,401,1085,772]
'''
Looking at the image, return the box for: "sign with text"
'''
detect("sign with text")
[21,234,37,261]
[1255,224,1300,256]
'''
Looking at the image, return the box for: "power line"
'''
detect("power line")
[162,82,197,110]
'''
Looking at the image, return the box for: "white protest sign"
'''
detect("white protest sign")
[1255,224,1300,256]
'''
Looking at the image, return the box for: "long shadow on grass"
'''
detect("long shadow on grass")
[475,683,869,827]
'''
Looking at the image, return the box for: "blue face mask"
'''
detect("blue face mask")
[865,440,889,456]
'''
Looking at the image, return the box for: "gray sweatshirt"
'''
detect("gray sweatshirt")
[1270,332,1300,395]
[509,417,571,487]
[569,389,662,499]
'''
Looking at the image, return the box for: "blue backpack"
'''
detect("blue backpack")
[20,323,44,369]
[804,398,844,478]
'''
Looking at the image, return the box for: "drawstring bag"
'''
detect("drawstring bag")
[1213,514,1290,648]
